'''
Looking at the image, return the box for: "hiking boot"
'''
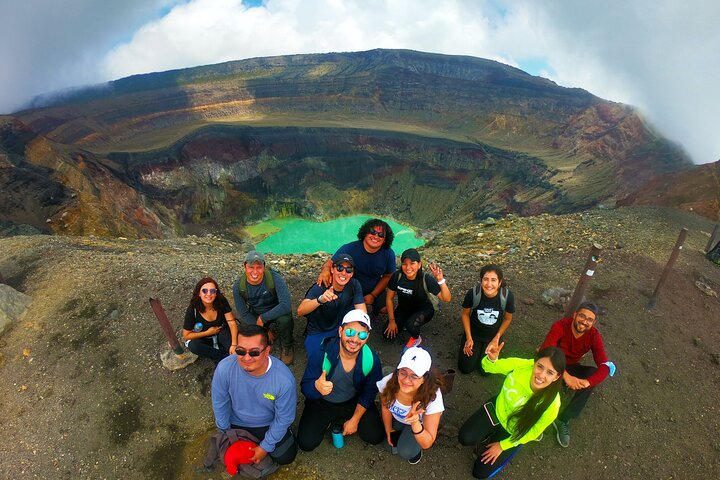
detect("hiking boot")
[408,450,422,465]
[553,419,570,447]
[280,345,294,365]
[403,335,422,353]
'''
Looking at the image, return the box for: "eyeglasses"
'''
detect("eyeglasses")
[398,369,422,382]
[201,288,218,295]
[369,229,385,238]
[334,264,354,273]
[576,312,595,323]
[344,328,369,340]
[235,345,268,357]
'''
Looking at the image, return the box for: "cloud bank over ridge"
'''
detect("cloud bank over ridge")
[1,0,717,163]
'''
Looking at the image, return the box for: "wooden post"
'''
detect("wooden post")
[647,228,688,309]
[705,224,720,253]
[149,297,184,355]
[565,244,603,316]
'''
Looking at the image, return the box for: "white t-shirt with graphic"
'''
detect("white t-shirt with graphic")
[376,373,445,425]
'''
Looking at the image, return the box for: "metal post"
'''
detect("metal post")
[565,243,603,317]
[647,228,688,309]
[149,297,184,355]
[705,224,720,253]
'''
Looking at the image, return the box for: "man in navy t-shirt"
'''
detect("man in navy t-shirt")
[300,253,366,358]
[317,218,396,316]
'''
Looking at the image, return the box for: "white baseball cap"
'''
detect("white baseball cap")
[341,309,372,330]
[397,347,432,377]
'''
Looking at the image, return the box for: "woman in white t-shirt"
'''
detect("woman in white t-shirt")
[377,347,444,465]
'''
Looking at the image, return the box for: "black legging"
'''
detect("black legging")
[187,327,233,363]
[297,397,384,451]
[385,307,435,339]
[458,400,522,479]
[457,333,495,375]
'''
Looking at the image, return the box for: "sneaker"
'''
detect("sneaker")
[280,345,294,366]
[553,419,570,448]
[408,450,423,465]
[403,335,423,352]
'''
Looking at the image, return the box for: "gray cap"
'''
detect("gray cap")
[244,250,265,264]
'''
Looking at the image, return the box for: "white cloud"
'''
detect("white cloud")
[1,0,718,163]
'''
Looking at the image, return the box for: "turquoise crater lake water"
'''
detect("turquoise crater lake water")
[252,215,424,254]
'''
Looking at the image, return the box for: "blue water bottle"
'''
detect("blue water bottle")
[331,424,344,448]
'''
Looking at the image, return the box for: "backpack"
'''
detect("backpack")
[203,428,279,479]
[422,273,441,312]
[471,285,509,315]
[322,343,374,377]
[707,240,720,266]
[236,266,276,303]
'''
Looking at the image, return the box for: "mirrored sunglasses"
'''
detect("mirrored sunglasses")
[344,328,369,340]
[335,264,354,273]
[201,288,218,295]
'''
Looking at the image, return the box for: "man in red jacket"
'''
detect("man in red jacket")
[540,302,615,447]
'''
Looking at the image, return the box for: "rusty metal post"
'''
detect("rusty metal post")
[565,243,603,317]
[149,297,184,355]
[705,224,719,253]
[647,228,688,309]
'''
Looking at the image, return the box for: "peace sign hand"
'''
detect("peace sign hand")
[404,401,425,425]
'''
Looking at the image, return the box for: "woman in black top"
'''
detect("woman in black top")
[182,277,237,363]
[458,264,515,375]
[384,249,451,349]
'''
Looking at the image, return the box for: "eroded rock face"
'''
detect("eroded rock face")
[1,50,693,237]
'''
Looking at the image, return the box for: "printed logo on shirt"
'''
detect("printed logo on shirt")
[397,286,413,295]
[389,403,409,419]
[263,392,276,401]
[477,308,500,326]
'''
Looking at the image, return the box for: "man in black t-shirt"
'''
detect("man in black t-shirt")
[298,253,366,359]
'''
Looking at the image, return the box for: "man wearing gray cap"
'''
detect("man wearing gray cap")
[298,252,366,359]
[233,250,295,365]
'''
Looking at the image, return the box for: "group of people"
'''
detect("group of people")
[183,218,614,479]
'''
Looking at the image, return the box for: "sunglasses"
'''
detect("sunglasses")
[344,328,369,340]
[235,345,268,357]
[369,229,385,238]
[334,264,354,273]
[201,288,218,295]
[398,369,423,382]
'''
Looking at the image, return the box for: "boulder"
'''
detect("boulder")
[0,284,32,335]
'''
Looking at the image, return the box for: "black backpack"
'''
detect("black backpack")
[707,240,720,265]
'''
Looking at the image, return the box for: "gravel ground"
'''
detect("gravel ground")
[0,206,719,480]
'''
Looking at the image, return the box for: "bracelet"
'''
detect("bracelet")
[437,279,446,285]
[412,423,425,435]
[317,296,325,304]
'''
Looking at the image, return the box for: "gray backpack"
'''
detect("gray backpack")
[471,285,509,314]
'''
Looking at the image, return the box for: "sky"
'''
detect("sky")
[0,0,718,164]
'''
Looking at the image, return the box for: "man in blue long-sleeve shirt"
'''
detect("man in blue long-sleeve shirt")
[211,323,297,465]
